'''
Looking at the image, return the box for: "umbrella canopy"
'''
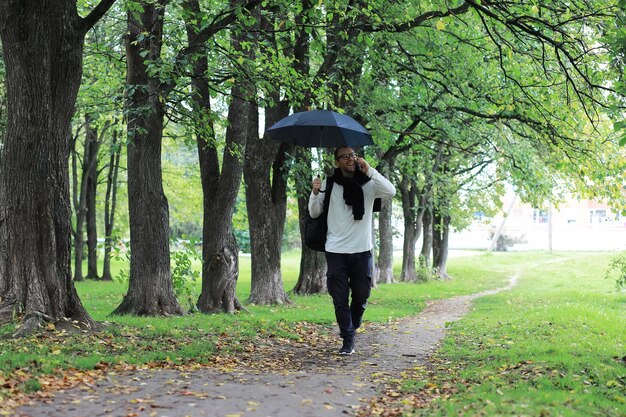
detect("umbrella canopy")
[265,110,373,148]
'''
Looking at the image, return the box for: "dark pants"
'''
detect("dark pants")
[325,251,372,339]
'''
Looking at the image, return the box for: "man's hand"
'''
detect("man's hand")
[356,157,370,174]
[312,177,322,195]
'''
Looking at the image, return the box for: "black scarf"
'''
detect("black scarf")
[330,168,371,220]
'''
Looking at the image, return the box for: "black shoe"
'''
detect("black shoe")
[339,337,355,355]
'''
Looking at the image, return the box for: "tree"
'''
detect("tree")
[0,0,117,335]
[244,108,293,305]
[357,1,625,279]
[108,0,261,315]
[84,117,101,280]
[289,1,330,296]
[112,0,184,316]
[238,4,290,306]
[181,0,251,313]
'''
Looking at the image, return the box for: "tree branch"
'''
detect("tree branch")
[81,0,118,33]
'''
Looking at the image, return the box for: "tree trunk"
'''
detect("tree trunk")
[433,211,451,280]
[245,103,292,305]
[102,130,121,281]
[420,206,433,268]
[75,113,100,281]
[86,172,98,279]
[0,161,7,297]
[0,1,106,334]
[377,198,394,283]
[72,134,86,282]
[243,7,291,306]
[370,216,379,287]
[293,195,327,295]
[293,148,328,295]
[184,0,247,313]
[399,177,423,282]
[86,127,100,279]
[377,160,395,284]
[70,121,90,282]
[290,5,328,294]
[113,2,183,316]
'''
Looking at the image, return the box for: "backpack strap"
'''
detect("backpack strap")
[322,177,334,219]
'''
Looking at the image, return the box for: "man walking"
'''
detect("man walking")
[309,146,396,355]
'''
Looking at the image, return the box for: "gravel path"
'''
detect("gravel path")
[16,277,517,417]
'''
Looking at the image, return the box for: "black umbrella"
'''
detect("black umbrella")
[265,110,373,148]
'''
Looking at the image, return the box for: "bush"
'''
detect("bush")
[605,251,626,290]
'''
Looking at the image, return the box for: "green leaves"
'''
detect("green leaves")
[605,251,626,290]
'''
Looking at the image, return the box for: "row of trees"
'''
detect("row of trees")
[0,0,625,335]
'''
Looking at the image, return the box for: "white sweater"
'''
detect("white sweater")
[308,168,396,254]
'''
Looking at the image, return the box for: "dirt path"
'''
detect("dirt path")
[16,277,518,417]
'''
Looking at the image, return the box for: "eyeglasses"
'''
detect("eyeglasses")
[337,152,357,161]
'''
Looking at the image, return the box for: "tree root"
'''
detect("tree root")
[0,306,101,338]
[12,312,48,338]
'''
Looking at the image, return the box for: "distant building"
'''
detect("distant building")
[449,193,626,251]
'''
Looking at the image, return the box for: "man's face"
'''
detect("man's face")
[336,147,357,174]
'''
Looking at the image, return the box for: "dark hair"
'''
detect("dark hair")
[334,146,352,160]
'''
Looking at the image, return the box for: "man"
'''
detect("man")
[309,146,396,355]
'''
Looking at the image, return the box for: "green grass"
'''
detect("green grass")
[1,250,624,417]
[402,251,626,417]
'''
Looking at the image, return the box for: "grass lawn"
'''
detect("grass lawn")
[0,250,624,416]
[397,251,626,416]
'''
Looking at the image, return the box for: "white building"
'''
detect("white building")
[449,194,626,252]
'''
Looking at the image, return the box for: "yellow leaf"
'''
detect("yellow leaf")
[436,20,445,31]
[531,5,539,13]
[51,349,61,355]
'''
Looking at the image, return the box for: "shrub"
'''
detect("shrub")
[605,251,626,290]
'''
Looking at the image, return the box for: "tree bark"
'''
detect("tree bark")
[420,206,433,268]
[86,126,100,279]
[433,210,451,280]
[0,161,7,297]
[0,0,115,334]
[113,1,183,316]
